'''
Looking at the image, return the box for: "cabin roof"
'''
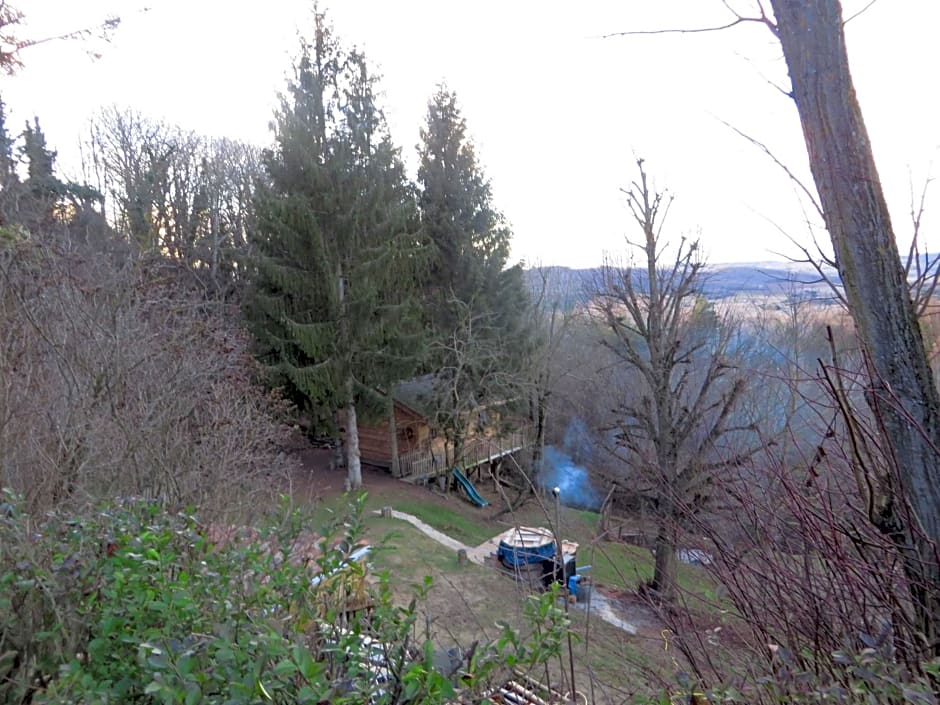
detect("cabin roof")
[392,374,437,419]
[392,398,426,423]
[393,374,515,427]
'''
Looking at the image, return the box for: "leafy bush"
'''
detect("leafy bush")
[0,493,571,704]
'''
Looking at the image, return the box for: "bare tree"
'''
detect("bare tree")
[770,0,940,658]
[653,329,939,698]
[0,234,294,519]
[87,107,173,249]
[87,108,262,296]
[523,266,575,481]
[608,0,940,661]
[428,296,509,468]
[592,159,755,603]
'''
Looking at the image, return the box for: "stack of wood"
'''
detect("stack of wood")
[480,671,583,705]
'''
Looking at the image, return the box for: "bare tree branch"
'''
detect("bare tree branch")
[843,0,880,25]
[718,118,824,220]
[602,1,776,39]
[902,168,939,318]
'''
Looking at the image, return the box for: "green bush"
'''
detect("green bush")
[0,492,571,704]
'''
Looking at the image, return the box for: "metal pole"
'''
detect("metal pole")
[552,487,577,702]
[554,487,562,573]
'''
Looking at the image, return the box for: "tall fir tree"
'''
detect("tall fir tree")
[417,86,530,463]
[246,11,424,489]
[0,96,20,224]
[19,117,65,228]
[0,102,104,236]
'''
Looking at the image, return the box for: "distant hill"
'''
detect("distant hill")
[701,262,841,299]
[524,261,843,310]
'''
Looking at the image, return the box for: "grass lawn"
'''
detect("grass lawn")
[391,499,495,545]
[288,479,722,700]
[380,492,723,613]
[352,509,674,702]
[365,515,482,574]
[293,479,493,543]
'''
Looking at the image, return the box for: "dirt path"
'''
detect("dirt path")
[376,508,471,554]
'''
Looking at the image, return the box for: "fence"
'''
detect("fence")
[397,428,529,481]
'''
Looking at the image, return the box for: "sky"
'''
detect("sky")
[3,0,939,268]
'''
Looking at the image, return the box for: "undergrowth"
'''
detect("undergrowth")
[0,490,570,704]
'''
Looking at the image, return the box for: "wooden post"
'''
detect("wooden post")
[599,486,615,536]
[389,402,400,477]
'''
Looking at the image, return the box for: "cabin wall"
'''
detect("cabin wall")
[358,405,430,467]
[357,397,528,472]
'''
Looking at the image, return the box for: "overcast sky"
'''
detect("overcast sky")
[4,0,939,267]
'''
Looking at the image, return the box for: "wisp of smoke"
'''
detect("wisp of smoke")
[540,445,600,510]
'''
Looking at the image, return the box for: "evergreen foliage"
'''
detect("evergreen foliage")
[418,88,511,304]
[19,117,62,225]
[246,11,424,485]
[416,86,530,459]
[0,97,19,225]
[0,102,105,236]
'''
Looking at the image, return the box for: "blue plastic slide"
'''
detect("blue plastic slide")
[452,467,488,507]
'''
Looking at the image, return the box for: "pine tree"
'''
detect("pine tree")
[19,117,64,228]
[0,104,103,236]
[0,99,16,185]
[247,11,424,489]
[418,87,513,303]
[417,86,530,464]
[0,96,21,224]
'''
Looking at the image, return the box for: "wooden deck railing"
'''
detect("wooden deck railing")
[458,429,528,472]
[397,446,442,479]
[397,428,529,481]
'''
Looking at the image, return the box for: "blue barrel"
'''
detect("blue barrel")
[497,527,556,567]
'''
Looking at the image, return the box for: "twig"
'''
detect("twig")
[601,1,776,39]
[843,0,880,25]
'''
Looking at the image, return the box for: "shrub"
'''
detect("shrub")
[0,237,295,520]
[0,494,571,704]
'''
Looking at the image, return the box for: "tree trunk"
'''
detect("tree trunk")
[337,265,362,490]
[450,427,463,470]
[651,519,678,603]
[772,0,940,654]
[209,194,221,296]
[346,396,362,490]
[531,392,546,481]
[389,399,400,478]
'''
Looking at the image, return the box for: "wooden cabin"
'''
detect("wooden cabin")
[357,398,441,475]
[357,375,529,480]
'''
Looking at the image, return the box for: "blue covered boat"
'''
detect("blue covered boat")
[497,527,556,567]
